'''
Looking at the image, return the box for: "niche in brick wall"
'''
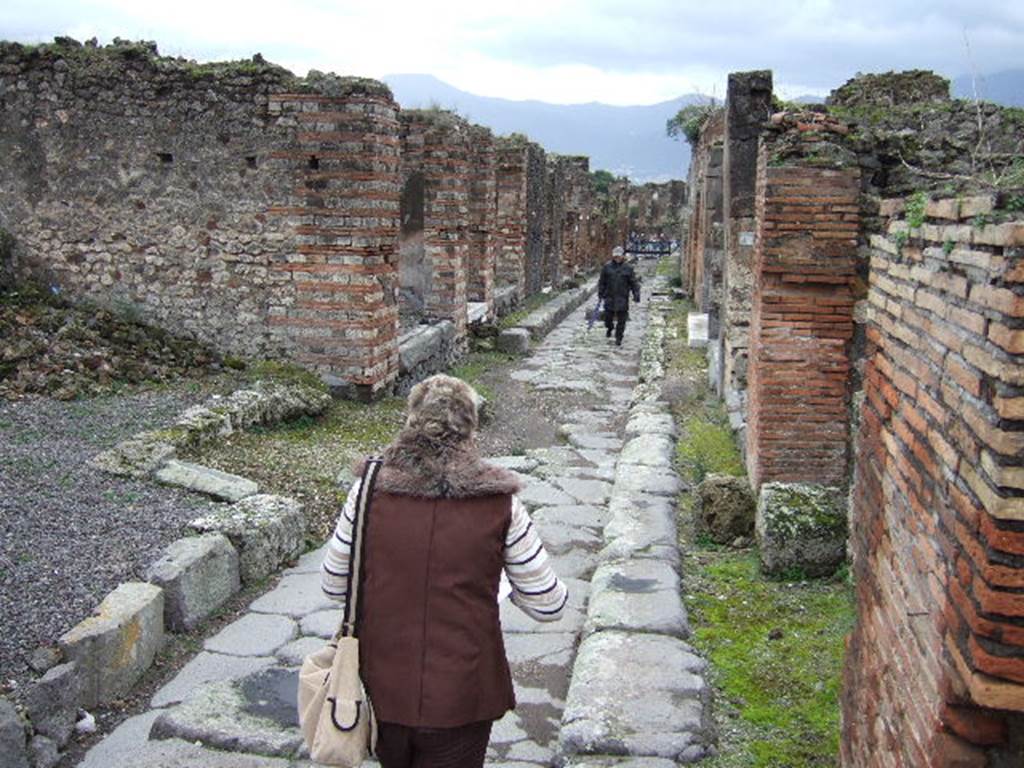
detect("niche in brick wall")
[399,171,429,330]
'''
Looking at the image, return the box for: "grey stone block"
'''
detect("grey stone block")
[497,328,531,354]
[518,479,578,509]
[150,652,275,708]
[398,321,455,374]
[624,412,677,439]
[204,613,297,657]
[612,463,682,498]
[501,578,589,634]
[757,483,847,578]
[248,571,337,617]
[585,561,689,639]
[189,495,306,584]
[147,533,240,632]
[0,696,29,768]
[564,759,679,768]
[59,582,164,709]
[553,477,612,506]
[88,432,177,479]
[28,736,59,768]
[156,460,258,502]
[24,662,80,747]
[275,636,326,666]
[560,631,711,761]
[619,434,675,468]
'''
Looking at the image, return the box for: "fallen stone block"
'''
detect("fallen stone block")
[687,313,709,348]
[189,495,306,584]
[155,460,258,502]
[87,431,177,479]
[757,482,847,578]
[697,473,756,545]
[0,696,29,768]
[29,735,60,768]
[585,560,689,639]
[560,631,711,761]
[59,583,164,709]
[497,328,531,355]
[25,662,80,748]
[146,534,240,632]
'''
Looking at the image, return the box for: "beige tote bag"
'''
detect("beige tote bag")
[298,458,382,766]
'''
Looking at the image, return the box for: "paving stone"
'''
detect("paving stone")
[497,328,531,354]
[612,463,682,497]
[546,463,616,482]
[619,434,675,468]
[501,578,589,634]
[189,495,306,584]
[531,504,608,531]
[0,696,29,768]
[488,456,542,473]
[568,433,622,451]
[525,446,585,469]
[147,533,240,632]
[275,636,326,666]
[28,735,59,768]
[204,613,297,657]
[88,735,295,768]
[503,632,577,667]
[553,477,612,506]
[560,631,711,761]
[281,543,328,576]
[247,571,337,618]
[155,460,258,502]
[60,582,164,709]
[25,662,80,747]
[563,758,679,768]
[533,522,602,556]
[576,449,617,469]
[585,560,689,639]
[518,479,578,509]
[548,549,601,579]
[299,609,339,640]
[151,652,275,708]
[150,668,303,758]
[624,412,677,439]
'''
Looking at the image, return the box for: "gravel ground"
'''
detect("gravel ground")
[0,378,243,697]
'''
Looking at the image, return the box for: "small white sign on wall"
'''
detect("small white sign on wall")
[739,231,755,247]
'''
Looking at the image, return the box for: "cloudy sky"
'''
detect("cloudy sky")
[3,0,1022,104]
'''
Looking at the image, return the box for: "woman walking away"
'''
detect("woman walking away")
[320,374,568,768]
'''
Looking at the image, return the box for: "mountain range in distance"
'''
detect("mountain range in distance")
[383,70,1023,184]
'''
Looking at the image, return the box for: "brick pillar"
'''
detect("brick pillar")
[544,154,566,288]
[399,111,470,341]
[721,70,773,417]
[267,88,400,398]
[842,196,1024,767]
[495,140,528,299]
[745,155,860,488]
[467,125,497,315]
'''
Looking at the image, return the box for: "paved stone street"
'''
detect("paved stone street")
[77,268,709,768]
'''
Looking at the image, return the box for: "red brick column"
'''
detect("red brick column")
[495,140,528,298]
[745,156,860,488]
[842,196,1024,766]
[266,89,400,398]
[400,111,470,340]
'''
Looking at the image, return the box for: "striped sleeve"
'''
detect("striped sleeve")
[320,477,361,605]
[504,494,568,622]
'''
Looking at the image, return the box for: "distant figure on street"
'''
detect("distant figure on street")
[598,245,641,346]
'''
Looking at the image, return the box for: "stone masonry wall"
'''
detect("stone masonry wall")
[561,157,593,279]
[745,154,860,489]
[495,139,529,298]
[0,39,400,396]
[544,155,567,288]
[467,125,497,314]
[683,110,726,326]
[525,141,547,297]
[399,110,471,342]
[842,196,1024,767]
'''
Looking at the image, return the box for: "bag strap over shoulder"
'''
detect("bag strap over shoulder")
[337,456,382,640]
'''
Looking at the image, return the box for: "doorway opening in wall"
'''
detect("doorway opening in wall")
[399,172,429,331]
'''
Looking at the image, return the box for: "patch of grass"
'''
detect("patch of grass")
[687,551,854,768]
[449,350,514,401]
[677,413,745,483]
[497,291,558,330]
[245,359,327,391]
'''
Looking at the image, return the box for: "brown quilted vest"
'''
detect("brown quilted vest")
[358,490,516,728]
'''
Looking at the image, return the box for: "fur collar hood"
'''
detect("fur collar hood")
[353,430,522,499]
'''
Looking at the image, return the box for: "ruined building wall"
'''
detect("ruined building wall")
[544,155,566,288]
[0,40,400,396]
[682,110,726,325]
[524,142,547,297]
[494,138,547,300]
[720,71,772,430]
[745,152,860,489]
[561,157,593,278]
[398,111,470,341]
[467,125,497,316]
[628,181,687,240]
[842,197,1024,767]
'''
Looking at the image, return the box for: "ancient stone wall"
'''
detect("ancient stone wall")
[0,39,401,397]
[467,125,497,316]
[843,195,1024,767]
[544,155,567,288]
[399,110,471,342]
[683,110,726,327]
[628,181,687,240]
[745,155,860,489]
[525,142,547,296]
[561,157,594,278]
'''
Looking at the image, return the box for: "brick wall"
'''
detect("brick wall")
[495,139,529,298]
[399,111,470,342]
[842,195,1024,766]
[467,125,497,314]
[745,155,860,488]
[544,155,567,288]
[561,157,594,278]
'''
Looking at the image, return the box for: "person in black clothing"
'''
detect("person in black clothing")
[598,246,641,346]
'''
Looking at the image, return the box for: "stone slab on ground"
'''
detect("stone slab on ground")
[518,479,578,509]
[151,652,276,708]
[155,460,258,502]
[601,497,679,565]
[498,328,532,355]
[531,504,608,531]
[564,758,679,768]
[624,412,677,439]
[553,477,613,506]
[29,735,59,768]
[585,560,689,639]
[146,533,240,632]
[757,482,847,578]
[281,544,328,576]
[275,637,325,666]
[501,578,590,635]
[150,668,304,758]
[0,696,28,768]
[532,522,602,556]
[189,495,306,584]
[619,434,675,468]
[248,571,337,618]
[560,631,711,762]
[59,582,164,709]
[489,455,542,474]
[612,464,682,498]
[204,613,297,657]
[697,473,756,545]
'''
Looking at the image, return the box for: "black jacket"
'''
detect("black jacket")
[598,260,641,312]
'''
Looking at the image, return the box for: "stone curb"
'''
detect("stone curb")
[558,276,715,764]
[514,278,600,342]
